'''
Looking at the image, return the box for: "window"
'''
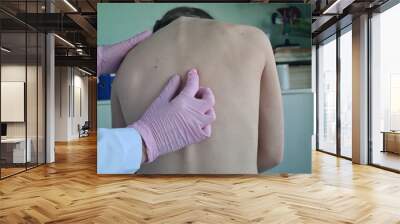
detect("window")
[340,28,352,158]
[317,36,337,154]
[0,1,46,179]
[370,2,400,171]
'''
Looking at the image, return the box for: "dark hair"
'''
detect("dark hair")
[153,7,214,32]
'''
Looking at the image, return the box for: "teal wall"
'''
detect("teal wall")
[97,92,313,173]
[98,3,311,48]
[267,92,313,174]
[97,100,112,130]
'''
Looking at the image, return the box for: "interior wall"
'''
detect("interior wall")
[54,66,89,141]
[98,3,311,49]
[55,66,70,141]
[72,72,89,138]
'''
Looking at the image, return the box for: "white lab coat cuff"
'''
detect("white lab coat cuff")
[97,128,142,174]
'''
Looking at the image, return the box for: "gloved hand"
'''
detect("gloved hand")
[97,30,152,76]
[128,68,216,163]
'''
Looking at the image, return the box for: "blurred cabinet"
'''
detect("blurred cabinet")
[382,131,400,154]
[1,138,32,164]
[274,47,311,92]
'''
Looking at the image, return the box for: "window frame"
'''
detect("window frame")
[315,23,353,161]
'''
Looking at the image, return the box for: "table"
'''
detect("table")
[381,131,400,154]
[1,138,31,163]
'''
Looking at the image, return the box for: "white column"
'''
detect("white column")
[352,14,369,164]
[46,33,55,163]
[46,1,55,163]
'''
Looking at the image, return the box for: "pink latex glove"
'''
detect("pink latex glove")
[97,30,152,76]
[128,69,216,163]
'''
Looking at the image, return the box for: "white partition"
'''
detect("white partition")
[1,82,25,122]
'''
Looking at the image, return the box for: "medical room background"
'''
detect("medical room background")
[97,3,313,173]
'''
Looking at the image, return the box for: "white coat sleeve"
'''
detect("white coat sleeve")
[97,128,142,174]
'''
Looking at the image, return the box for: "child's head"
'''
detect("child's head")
[153,7,213,32]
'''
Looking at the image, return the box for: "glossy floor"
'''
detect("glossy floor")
[372,150,400,171]
[0,167,25,178]
[0,135,399,223]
